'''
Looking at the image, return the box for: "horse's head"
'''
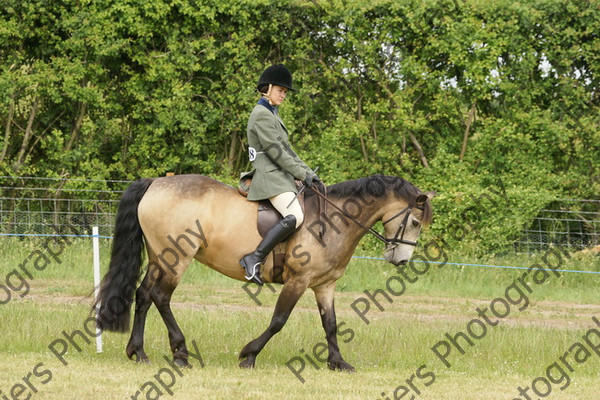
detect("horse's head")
[382,191,435,266]
[325,175,435,265]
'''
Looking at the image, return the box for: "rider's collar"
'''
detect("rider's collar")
[258,97,278,115]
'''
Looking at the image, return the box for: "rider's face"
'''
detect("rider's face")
[268,85,288,106]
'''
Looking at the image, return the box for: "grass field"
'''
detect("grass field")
[0,237,599,400]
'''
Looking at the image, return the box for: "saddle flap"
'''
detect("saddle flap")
[257,201,283,237]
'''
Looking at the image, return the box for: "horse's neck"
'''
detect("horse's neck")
[317,194,385,245]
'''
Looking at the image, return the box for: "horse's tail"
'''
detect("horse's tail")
[94,178,154,332]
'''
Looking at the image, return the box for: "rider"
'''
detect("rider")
[240,64,320,285]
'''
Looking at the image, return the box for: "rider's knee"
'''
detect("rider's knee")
[283,212,303,229]
[293,212,303,228]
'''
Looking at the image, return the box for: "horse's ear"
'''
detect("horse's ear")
[416,191,436,206]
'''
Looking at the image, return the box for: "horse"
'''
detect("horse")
[94,174,434,370]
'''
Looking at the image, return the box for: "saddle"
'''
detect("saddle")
[238,173,305,238]
[238,173,321,283]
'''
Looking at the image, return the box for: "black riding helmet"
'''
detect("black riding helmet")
[257,64,294,92]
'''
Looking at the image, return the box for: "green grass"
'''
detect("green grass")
[0,238,599,399]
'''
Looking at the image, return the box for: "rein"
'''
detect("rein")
[309,187,419,247]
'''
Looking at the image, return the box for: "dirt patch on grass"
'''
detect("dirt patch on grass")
[22,287,600,331]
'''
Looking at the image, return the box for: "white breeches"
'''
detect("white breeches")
[269,191,304,228]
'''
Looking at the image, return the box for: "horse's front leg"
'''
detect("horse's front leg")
[313,282,355,372]
[239,278,309,368]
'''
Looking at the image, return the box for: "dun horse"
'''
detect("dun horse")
[95,174,433,370]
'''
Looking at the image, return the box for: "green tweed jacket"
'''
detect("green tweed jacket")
[246,102,312,201]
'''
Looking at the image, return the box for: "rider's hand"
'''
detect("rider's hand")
[304,173,320,188]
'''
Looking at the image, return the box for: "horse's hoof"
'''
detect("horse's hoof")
[127,349,150,364]
[239,358,255,369]
[126,345,150,363]
[174,357,191,368]
[328,360,355,372]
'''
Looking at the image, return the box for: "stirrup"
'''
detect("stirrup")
[244,262,262,281]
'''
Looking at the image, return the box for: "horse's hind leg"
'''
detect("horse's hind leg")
[140,229,199,367]
[126,253,161,362]
[313,282,355,371]
[150,277,190,367]
[239,279,309,368]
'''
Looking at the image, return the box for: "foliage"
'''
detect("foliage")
[1,0,598,254]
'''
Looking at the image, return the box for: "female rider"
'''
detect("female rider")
[240,64,320,285]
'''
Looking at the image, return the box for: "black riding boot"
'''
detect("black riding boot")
[240,214,297,285]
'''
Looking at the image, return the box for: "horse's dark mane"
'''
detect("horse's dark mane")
[325,174,433,224]
[327,175,409,199]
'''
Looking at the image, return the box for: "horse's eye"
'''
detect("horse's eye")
[412,220,420,227]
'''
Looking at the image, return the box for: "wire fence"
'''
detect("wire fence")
[1,176,599,254]
[0,176,129,238]
[513,199,600,253]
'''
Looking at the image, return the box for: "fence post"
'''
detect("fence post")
[92,226,103,353]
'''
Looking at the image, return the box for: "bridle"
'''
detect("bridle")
[381,205,421,247]
[310,188,422,247]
